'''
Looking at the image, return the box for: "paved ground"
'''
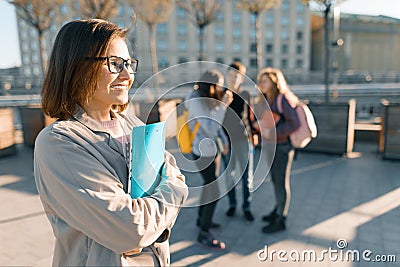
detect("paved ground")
[1,140,399,266]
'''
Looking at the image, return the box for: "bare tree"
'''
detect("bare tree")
[236,0,281,73]
[177,0,220,62]
[79,0,120,20]
[302,0,346,102]
[8,0,64,76]
[128,0,175,91]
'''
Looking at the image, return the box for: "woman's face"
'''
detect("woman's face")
[90,37,134,111]
[259,74,274,95]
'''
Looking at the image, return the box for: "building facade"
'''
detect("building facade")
[134,0,312,82]
[15,0,311,92]
[311,13,400,83]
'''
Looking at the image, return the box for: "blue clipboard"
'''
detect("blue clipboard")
[129,121,166,198]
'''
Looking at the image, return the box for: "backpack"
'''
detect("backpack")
[176,107,200,154]
[277,92,317,148]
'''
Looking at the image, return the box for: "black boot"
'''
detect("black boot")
[262,216,286,234]
[197,230,226,249]
[226,207,235,217]
[261,207,277,222]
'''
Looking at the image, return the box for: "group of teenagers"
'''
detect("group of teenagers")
[185,61,300,250]
[33,19,300,266]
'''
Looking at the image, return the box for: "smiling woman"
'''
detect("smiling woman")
[33,19,188,267]
[82,38,136,121]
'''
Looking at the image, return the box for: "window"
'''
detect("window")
[178,41,187,51]
[22,42,28,52]
[60,4,67,15]
[177,7,186,18]
[266,14,274,24]
[265,30,274,39]
[24,68,31,76]
[249,13,256,23]
[297,31,303,40]
[296,45,303,54]
[266,58,273,67]
[250,43,257,53]
[266,44,273,53]
[23,53,30,62]
[233,43,241,52]
[233,28,241,38]
[157,40,168,51]
[250,28,256,39]
[215,26,223,37]
[281,59,288,69]
[281,17,289,26]
[178,24,187,35]
[281,31,289,40]
[297,2,305,12]
[33,65,40,76]
[281,44,288,54]
[233,10,241,23]
[32,54,39,63]
[233,57,241,62]
[157,23,167,34]
[159,57,169,68]
[296,59,303,68]
[250,58,257,67]
[296,17,304,26]
[31,41,37,50]
[216,42,224,52]
[216,10,223,21]
[281,1,289,10]
[216,57,224,64]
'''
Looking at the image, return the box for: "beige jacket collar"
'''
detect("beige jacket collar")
[72,106,127,157]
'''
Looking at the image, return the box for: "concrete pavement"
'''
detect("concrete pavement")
[1,140,399,266]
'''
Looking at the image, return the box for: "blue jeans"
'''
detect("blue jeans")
[222,140,253,211]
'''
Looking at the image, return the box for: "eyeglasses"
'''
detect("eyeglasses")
[85,56,139,74]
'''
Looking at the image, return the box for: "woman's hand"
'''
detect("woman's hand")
[221,90,233,107]
[163,152,185,183]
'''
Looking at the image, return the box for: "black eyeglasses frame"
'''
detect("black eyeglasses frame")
[85,56,139,74]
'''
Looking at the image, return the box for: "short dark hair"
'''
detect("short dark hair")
[196,69,223,98]
[229,61,246,75]
[41,19,129,120]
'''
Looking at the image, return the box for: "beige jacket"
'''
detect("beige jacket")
[34,108,188,266]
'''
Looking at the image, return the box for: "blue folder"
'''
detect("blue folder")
[130,121,166,198]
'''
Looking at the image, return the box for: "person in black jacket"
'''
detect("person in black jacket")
[222,62,255,222]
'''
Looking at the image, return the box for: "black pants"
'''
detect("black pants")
[270,143,295,217]
[193,154,220,232]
